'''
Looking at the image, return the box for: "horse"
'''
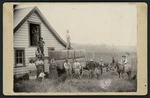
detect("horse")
[81,60,103,78]
[115,61,132,79]
[109,61,117,71]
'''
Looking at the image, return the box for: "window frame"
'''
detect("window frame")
[28,21,41,47]
[14,48,25,68]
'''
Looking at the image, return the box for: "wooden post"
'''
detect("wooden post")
[73,49,75,63]
[67,48,69,60]
[66,29,70,61]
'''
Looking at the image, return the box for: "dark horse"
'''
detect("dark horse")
[84,60,102,78]
[110,60,132,79]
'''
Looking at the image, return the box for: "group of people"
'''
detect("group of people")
[28,57,45,80]
[28,55,82,81]
[35,37,45,59]
[28,37,45,80]
[64,59,82,79]
[88,55,128,78]
[28,58,58,81]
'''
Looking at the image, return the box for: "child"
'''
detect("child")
[28,59,37,80]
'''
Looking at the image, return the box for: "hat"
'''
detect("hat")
[100,59,103,62]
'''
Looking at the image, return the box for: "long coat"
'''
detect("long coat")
[49,62,58,79]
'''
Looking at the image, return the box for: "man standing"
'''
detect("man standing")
[35,57,44,77]
[66,30,71,49]
[73,60,81,78]
[37,37,45,56]
[121,55,128,65]
[121,55,128,71]
[64,59,72,79]
[99,59,104,75]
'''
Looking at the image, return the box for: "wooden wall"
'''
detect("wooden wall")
[14,11,65,75]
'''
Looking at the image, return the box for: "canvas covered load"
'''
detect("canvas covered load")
[49,49,86,60]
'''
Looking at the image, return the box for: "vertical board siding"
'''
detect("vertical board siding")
[14,12,65,74]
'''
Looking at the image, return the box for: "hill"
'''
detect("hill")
[71,43,137,53]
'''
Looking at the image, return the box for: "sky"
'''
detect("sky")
[15,3,137,46]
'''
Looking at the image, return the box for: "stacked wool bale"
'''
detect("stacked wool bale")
[46,49,86,72]
[68,50,75,59]
[49,49,85,60]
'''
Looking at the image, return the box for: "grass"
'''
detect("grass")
[14,71,137,92]
[14,51,137,92]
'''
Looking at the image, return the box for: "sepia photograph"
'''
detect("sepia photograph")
[3,2,147,95]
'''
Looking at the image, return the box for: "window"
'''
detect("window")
[15,49,25,67]
[29,23,40,46]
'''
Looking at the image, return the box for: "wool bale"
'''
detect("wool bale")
[76,50,80,58]
[60,50,67,60]
[74,50,78,58]
[56,60,65,69]
[68,50,75,59]
[80,50,86,58]
[58,50,63,60]
[51,51,60,60]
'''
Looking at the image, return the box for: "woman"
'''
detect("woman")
[49,59,58,79]
[28,59,37,79]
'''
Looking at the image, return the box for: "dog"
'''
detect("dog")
[36,72,45,82]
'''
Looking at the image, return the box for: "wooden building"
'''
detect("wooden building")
[13,7,70,75]
[14,6,86,76]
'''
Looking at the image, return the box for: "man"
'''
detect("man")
[112,57,115,64]
[35,57,44,77]
[121,55,128,65]
[64,59,72,79]
[32,26,39,45]
[99,59,104,75]
[99,59,104,66]
[37,37,45,55]
[121,55,128,71]
[73,60,81,78]
[66,30,71,49]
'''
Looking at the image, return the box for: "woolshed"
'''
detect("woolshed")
[13,6,85,76]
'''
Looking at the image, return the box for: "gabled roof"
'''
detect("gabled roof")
[14,7,70,48]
